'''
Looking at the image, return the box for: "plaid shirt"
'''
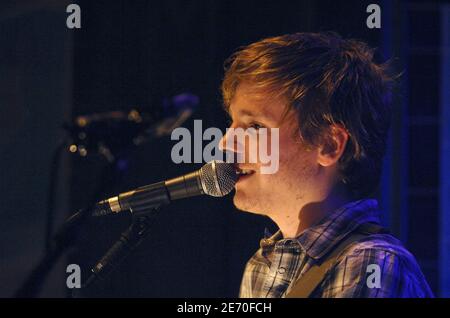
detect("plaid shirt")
[239,199,434,298]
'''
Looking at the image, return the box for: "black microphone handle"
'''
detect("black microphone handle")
[119,182,171,216]
[164,170,203,200]
[91,171,203,217]
[92,181,171,217]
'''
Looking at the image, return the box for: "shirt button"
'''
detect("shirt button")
[260,238,275,248]
[278,267,286,274]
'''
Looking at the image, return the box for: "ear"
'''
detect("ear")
[317,125,349,167]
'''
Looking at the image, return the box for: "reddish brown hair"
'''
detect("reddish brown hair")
[222,32,394,198]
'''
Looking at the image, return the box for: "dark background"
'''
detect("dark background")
[0,0,448,297]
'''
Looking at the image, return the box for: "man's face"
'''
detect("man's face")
[220,83,321,217]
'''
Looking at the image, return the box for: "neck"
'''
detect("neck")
[272,183,352,239]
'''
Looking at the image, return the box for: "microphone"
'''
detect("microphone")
[92,160,237,217]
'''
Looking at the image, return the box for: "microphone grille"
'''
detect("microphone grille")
[199,161,237,197]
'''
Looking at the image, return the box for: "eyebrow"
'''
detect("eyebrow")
[228,107,269,121]
[238,109,261,117]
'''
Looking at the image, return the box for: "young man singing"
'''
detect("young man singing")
[219,32,433,298]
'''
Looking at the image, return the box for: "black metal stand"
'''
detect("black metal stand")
[45,141,67,251]
[79,212,158,292]
[15,206,92,298]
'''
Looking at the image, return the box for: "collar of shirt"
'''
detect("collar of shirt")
[258,199,382,261]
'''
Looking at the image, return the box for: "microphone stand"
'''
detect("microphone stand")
[15,100,198,298]
[14,205,93,298]
[76,184,171,295]
[16,204,160,298]
[79,212,158,292]
[45,140,68,251]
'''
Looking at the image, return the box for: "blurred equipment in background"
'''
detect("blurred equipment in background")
[64,93,199,162]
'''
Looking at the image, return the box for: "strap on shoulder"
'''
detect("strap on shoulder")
[285,222,387,298]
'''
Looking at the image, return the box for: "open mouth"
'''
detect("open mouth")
[235,166,256,182]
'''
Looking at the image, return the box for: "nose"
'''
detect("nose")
[219,125,243,151]
[219,125,245,163]
[219,128,232,153]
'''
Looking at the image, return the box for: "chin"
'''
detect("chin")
[233,192,267,216]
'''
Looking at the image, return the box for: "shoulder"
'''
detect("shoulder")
[317,234,434,297]
[340,233,413,263]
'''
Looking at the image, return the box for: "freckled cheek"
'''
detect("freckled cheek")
[248,130,285,166]
[238,134,263,164]
[247,136,258,163]
[235,130,295,166]
[278,136,305,166]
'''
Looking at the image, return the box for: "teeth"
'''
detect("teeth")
[237,169,254,176]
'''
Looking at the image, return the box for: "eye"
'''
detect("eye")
[249,122,265,130]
